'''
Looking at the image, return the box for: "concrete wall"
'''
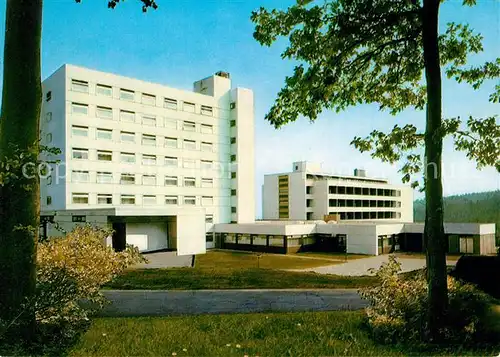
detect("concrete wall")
[176,212,207,256]
[126,222,168,252]
[231,87,255,223]
[289,171,306,220]
[40,66,67,211]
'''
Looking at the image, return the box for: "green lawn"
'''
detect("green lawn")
[107,250,371,290]
[70,311,498,356]
[194,250,340,270]
[106,267,378,290]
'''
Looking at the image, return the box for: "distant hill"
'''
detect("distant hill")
[414,190,500,244]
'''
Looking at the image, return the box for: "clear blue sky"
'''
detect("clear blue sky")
[0,0,498,217]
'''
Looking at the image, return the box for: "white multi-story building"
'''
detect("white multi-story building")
[40,64,255,255]
[262,161,413,222]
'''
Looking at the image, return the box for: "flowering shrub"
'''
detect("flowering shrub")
[35,225,147,324]
[359,255,496,345]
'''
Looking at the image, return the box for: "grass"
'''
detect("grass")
[194,250,339,270]
[106,267,378,290]
[69,311,499,356]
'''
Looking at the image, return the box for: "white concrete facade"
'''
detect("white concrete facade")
[263,161,413,223]
[40,64,255,252]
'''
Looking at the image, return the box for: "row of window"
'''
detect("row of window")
[70,192,216,206]
[71,148,217,168]
[68,79,215,116]
[66,104,220,130]
[303,186,401,197]
[325,199,401,208]
[305,211,402,220]
[69,125,217,151]
[64,171,216,188]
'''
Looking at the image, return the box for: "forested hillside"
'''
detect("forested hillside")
[414,190,500,244]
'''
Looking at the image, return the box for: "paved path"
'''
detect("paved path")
[99,289,367,317]
[292,255,456,276]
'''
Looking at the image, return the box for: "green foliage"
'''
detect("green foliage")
[0,225,146,352]
[251,0,499,183]
[414,190,500,244]
[360,255,497,345]
[75,0,158,12]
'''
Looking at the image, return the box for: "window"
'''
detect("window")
[165,176,178,186]
[183,139,196,150]
[72,148,88,160]
[72,193,88,204]
[164,98,177,110]
[46,196,52,205]
[164,118,177,129]
[230,154,236,162]
[201,124,213,134]
[142,115,156,126]
[230,102,236,110]
[46,91,52,102]
[231,172,236,179]
[71,79,88,93]
[184,196,196,205]
[120,110,135,123]
[72,215,86,223]
[142,175,156,186]
[96,84,112,97]
[72,103,88,115]
[97,194,113,205]
[120,152,135,164]
[164,156,178,167]
[183,121,196,132]
[231,189,237,196]
[165,196,178,205]
[183,159,196,169]
[121,195,135,205]
[202,196,213,206]
[72,170,89,183]
[230,137,236,144]
[96,128,112,140]
[230,120,236,127]
[205,215,214,224]
[120,89,135,101]
[200,160,213,169]
[96,106,113,119]
[120,173,135,185]
[97,172,113,183]
[201,142,213,152]
[46,133,53,143]
[97,150,113,162]
[184,177,196,187]
[164,137,177,148]
[120,131,135,143]
[142,154,157,166]
[47,176,52,185]
[201,105,213,116]
[142,93,156,106]
[45,112,52,122]
[72,125,88,137]
[183,101,195,113]
[201,178,213,187]
[142,134,156,146]
[143,195,156,205]
[231,206,237,213]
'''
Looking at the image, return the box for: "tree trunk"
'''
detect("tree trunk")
[0,0,43,337]
[422,0,448,341]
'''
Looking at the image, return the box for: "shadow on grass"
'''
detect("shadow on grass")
[0,320,91,356]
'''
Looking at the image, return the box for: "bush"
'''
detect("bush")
[359,255,496,345]
[0,224,146,353]
[34,224,147,324]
